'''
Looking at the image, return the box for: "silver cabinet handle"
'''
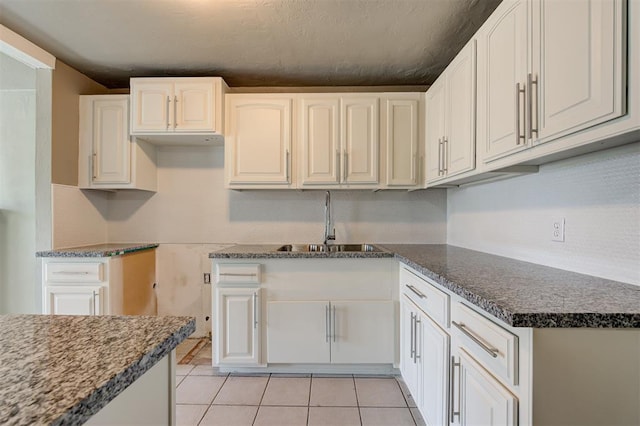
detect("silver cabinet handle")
[437,138,443,176]
[515,82,526,145]
[410,312,415,360]
[284,149,290,182]
[452,321,499,358]
[343,150,348,182]
[442,137,448,174]
[419,155,424,184]
[332,304,336,343]
[91,153,97,180]
[253,292,258,329]
[173,95,178,129]
[92,290,99,315]
[450,356,461,422]
[528,73,538,138]
[52,271,91,275]
[412,153,417,183]
[218,273,257,277]
[335,149,341,182]
[414,317,421,361]
[166,96,171,130]
[406,284,427,299]
[325,305,330,343]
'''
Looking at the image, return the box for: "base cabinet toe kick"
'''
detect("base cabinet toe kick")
[212,258,398,374]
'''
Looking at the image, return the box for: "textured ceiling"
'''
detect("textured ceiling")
[0,0,501,89]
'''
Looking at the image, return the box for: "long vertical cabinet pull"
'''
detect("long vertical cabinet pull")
[253,292,258,329]
[442,137,448,174]
[335,150,341,183]
[414,316,421,362]
[343,151,348,183]
[173,95,178,129]
[528,73,538,138]
[325,305,330,343]
[515,83,525,145]
[437,138,443,176]
[91,153,97,180]
[166,96,171,130]
[410,312,416,360]
[332,304,337,343]
[285,150,290,182]
[92,291,99,315]
[450,356,461,423]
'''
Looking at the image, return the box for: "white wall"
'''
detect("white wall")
[0,53,37,313]
[447,142,640,285]
[51,184,108,249]
[106,145,448,244]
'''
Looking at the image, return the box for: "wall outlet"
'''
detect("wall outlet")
[552,218,565,242]
[203,273,211,284]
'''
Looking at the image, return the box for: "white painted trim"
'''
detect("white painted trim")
[0,24,55,69]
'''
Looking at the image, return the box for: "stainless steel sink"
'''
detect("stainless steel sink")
[276,243,382,252]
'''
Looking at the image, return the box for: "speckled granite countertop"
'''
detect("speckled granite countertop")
[0,314,194,426]
[36,243,159,258]
[382,244,640,328]
[210,244,640,328]
[209,244,395,259]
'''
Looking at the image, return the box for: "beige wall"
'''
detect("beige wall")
[51,60,109,186]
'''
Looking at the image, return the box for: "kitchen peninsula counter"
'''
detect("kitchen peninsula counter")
[211,243,640,328]
[0,314,194,425]
[36,243,159,258]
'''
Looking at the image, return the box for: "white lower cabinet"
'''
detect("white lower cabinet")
[215,287,260,365]
[44,285,104,315]
[400,293,449,426]
[267,300,394,364]
[454,348,518,426]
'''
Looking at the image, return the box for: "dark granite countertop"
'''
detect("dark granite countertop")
[383,244,640,328]
[0,314,194,426]
[36,243,159,258]
[209,244,395,259]
[209,243,640,328]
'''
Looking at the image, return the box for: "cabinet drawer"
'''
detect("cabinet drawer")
[215,263,261,285]
[400,267,449,327]
[45,262,104,283]
[452,302,518,386]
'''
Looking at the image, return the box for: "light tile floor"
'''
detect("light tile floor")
[175,339,426,426]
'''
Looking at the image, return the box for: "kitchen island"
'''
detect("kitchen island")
[0,314,194,425]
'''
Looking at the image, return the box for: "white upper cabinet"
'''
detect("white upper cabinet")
[532,0,625,144]
[477,0,626,164]
[225,95,293,188]
[300,97,341,185]
[477,0,530,162]
[78,95,157,191]
[426,40,476,183]
[341,97,379,185]
[130,77,227,144]
[299,95,379,188]
[381,96,421,188]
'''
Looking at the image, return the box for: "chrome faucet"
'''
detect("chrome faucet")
[324,191,336,245]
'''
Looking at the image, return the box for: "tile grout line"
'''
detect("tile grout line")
[307,375,313,425]
[196,370,230,426]
[353,375,364,426]
[251,373,271,425]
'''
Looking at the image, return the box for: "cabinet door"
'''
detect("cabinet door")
[420,312,449,426]
[267,301,330,363]
[174,81,215,132]
[341,97,379,184]
[130,82,172,132]
[215,287,260,365]
[300,98,341,185]
[457,349,517,426]
[92,97,131,184]
[385,99,419,186]
[226,97,292,185]
[45,286,103,315]
[478,0,530,162]
[425,77,447,183]
[446,40,476,177]
[400,298,421,404]
[331,301,394,364]
[532,0,625,144]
